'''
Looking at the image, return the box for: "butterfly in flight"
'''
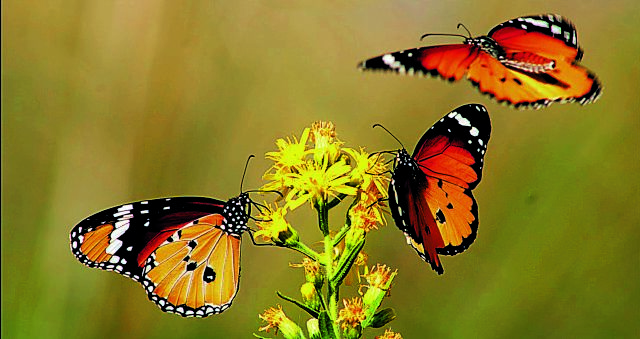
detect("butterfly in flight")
[382,104,491,274]
[359,14,602,109]
[69,159,269,317]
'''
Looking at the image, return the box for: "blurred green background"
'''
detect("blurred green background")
[3,1,639,338]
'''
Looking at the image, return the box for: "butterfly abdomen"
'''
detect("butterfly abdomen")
[503,52,555,73]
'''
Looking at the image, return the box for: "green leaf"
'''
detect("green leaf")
[277,291,320,318]
[367,308,396,328]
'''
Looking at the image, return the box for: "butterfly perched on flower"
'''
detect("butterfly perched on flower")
[69,194,254,317]
[384,104,491,274]
[359,14,602,109]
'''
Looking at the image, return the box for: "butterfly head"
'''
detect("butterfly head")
[395,148,414,168]
[466,36,506,61]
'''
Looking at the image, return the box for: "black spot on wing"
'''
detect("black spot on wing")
[203,266,216,283]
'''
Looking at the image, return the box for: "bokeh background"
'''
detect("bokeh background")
[3,1,639,338]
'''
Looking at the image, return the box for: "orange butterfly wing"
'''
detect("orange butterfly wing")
[142,214,242,316]
[389,104,491,274]
[412,104,490,255]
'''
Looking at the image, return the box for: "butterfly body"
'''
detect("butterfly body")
[70,194,250,317]
[360,14,602,109]
[388,104,491,274]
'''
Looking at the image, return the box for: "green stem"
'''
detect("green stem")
[326,193,348,209]
[317,201,341,339]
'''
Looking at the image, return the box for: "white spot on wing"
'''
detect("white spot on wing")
[115,220,129,228]
[113,211,129,218]
[105,239,123,254]
[455,114,471,126]
[111,224,129,239]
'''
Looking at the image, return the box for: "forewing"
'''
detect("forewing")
[70,197,225,281]
[489,14,581,61]
[413,104,491,254]
[359,44,480,81]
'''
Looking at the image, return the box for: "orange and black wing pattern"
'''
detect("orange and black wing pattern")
[388,104,491,274]
[69,194,250,317]
[359,44,480,82]
[358,14,602,109]
[478,14,602,108]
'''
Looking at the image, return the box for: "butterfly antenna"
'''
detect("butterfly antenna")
[245,189,284,198]
[240,155,255,193]
[420,32,468,41]
[373,124,405,149]
[457,23,472,38]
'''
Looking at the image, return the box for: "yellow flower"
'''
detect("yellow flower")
[344,147,389,204]
[290,257,321,284]
[354,251,368,267]
[258,305,305,337]
[262,122,361,209]
[376,329,403,339]
[254,203,298,246]
[285,159,358,210]
[310,121,343,164]
[349,201,383,232]
[338,297,367,330]
[258,305,287,333]
[362,264,397,290]
[263,128,312,192]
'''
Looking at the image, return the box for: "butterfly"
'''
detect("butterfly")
[69,193,255,317]
[385,104,491,274]
[359,14,602,109]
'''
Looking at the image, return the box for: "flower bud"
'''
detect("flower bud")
[307,318,321,339]
[258,305,306,339]
[300,282,321,311]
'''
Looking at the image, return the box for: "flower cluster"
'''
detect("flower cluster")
[262,122,387,211]
[255,121,399,339]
